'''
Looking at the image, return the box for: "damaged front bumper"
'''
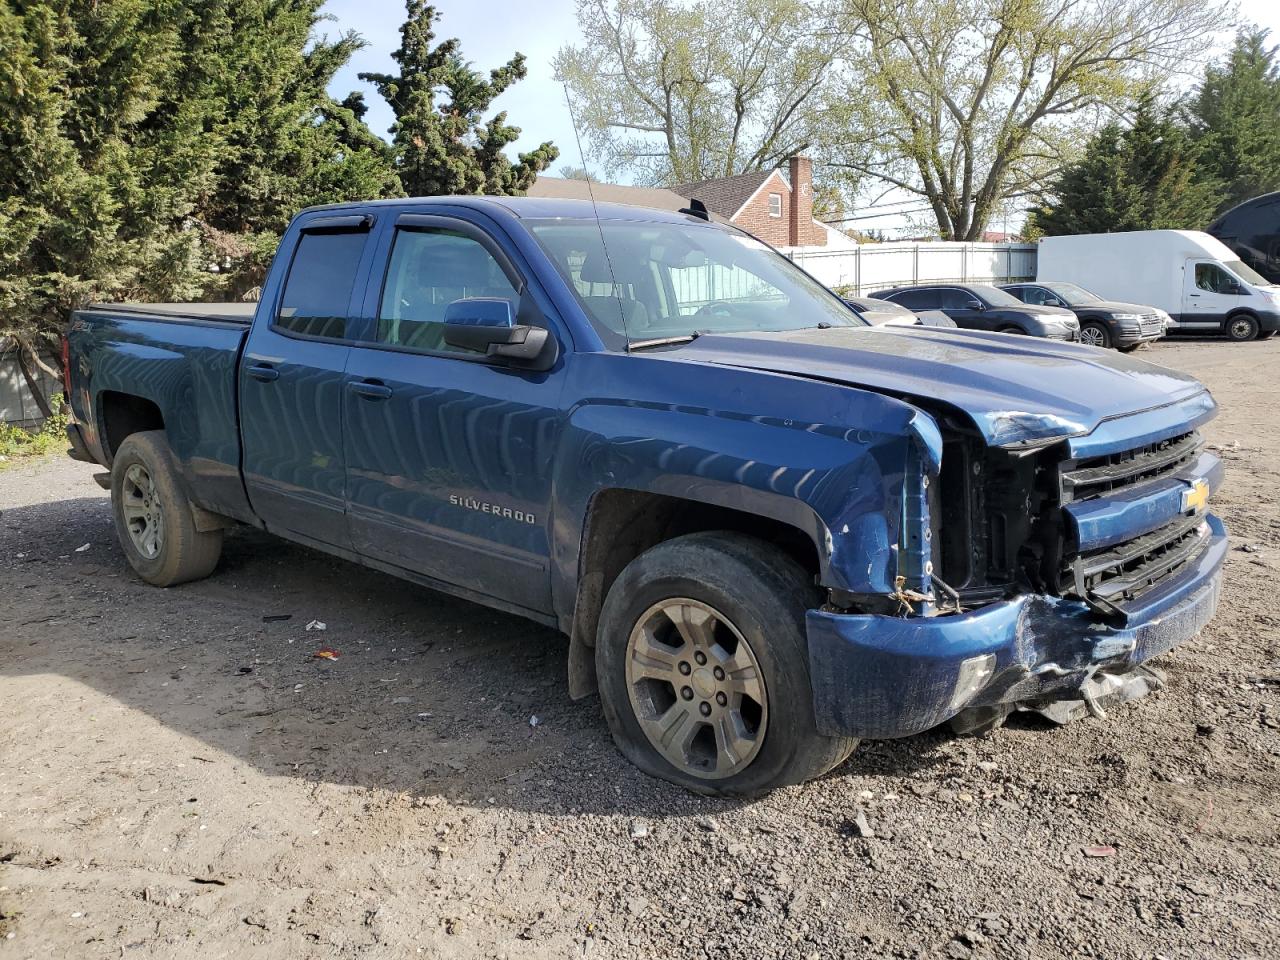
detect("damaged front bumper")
[806,514,1227,740]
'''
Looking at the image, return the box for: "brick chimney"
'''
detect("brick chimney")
[788,155,814,247]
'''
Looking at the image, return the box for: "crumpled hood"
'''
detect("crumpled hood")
[671,326,1207,447]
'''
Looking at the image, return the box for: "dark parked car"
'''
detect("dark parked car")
[1000,281,1166,351]
[840,295,956,327]
[872,283,1080,340]
[1208,191,1280,284]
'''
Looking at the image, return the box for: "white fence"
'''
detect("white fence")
[1,355,61,429]
[788,241,1039,296]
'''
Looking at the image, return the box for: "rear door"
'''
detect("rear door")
[341,211,566,615]
[240,215,376,548]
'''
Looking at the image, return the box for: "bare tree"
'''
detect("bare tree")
[555,0,843,184]
[825,0,1230,239]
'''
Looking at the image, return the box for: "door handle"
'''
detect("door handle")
[348,380,392,401]
[1189,293,1201,297]
[246,363,279,382]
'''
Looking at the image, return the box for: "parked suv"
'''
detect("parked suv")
[872,283,1080,339]
[1000,281,1166,351]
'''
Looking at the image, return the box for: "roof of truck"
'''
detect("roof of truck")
[299,195,724,226]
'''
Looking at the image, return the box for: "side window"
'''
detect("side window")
[768,193,783,218]
[1018,286,1048,305]
[376,228,520,354]
[937,289,975,310]
[889,289,935,310]
[275,230,369,339]
[1195,262,1238,294]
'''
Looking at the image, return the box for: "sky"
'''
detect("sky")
[322,0,1280,230]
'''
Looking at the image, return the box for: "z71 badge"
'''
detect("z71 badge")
[449,495,536,525]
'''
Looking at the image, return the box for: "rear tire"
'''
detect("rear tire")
[110,431,222,586]
[1226,313,1259,342]
[1079,321,1111,348]
[596,532,857,796]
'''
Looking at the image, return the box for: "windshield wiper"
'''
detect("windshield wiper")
[628,332,702,351]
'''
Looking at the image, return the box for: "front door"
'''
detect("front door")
[342,215,565,615]
[1181,259,1239,331]
[938,288,993,330]
[240,220,372,548]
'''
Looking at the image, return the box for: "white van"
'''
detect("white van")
[1037,229,1280,341]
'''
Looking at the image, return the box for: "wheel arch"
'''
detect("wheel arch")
[97,390,165,463]
[565,488,826,699]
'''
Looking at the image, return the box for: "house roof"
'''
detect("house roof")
[671,169,784,220]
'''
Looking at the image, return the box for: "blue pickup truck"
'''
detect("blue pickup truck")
[63,197,1228,795]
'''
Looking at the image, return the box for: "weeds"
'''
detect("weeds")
[0,396,67,466]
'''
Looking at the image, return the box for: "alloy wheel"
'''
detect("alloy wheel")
[1079,325,1107,347]
[625,598,768,780]
[121,463,164,559]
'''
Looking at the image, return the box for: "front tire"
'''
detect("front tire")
[596,532,857,795]
[1226,313,1260,342]
[1079,321,1111,348]
[111,431,222,586]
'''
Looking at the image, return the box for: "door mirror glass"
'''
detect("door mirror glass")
[966,299,984,311]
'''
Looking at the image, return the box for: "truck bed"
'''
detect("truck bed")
[86,302,256,324]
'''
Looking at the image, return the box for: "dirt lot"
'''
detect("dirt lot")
[1,339,1278,960]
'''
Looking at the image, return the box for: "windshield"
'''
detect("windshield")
[529,219,864,345]
[1224,259,1269,286]
[970,284,1025,307]
[1043,282,1100,305]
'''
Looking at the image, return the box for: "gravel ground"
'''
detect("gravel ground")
[1,339,1277,960]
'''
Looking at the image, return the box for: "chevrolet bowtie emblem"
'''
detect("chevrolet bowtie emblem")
[1181,477,1209,514]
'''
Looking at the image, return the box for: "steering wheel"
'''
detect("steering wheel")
[694,302,736,319]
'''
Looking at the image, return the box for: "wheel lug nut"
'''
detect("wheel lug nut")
[694,651,707,665]
[716,692,727,706]
[678,661,691,675]
[699,702,711,716]
[713,666,725,681]
[681,686,694,701]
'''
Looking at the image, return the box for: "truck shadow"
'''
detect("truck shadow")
[1,496,961,819]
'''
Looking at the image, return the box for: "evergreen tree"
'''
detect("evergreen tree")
[0,0,399,413]
[1188,27,1280,214]
[1029,101,1221,235]
[360,1,557,196]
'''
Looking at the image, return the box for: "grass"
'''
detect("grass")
[0,396,68,467]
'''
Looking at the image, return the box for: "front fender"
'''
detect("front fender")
[550,353,941,623]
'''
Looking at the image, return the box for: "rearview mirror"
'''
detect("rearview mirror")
[443,298,553,367]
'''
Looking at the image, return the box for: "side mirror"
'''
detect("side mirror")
[443,298,553,366]
[966,299,984,310]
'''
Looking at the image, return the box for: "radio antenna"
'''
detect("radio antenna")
[561,83,631,347]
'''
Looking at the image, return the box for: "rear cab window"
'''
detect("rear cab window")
[275,227,370,339]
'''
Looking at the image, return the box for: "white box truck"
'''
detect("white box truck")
[1037,229,1280,342]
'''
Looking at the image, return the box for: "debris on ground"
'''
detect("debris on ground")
[312,648,339,661]
[305,619,326,631]
[1082,845,1117,858]
[261,614,291,623]
[74,543,90,553]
